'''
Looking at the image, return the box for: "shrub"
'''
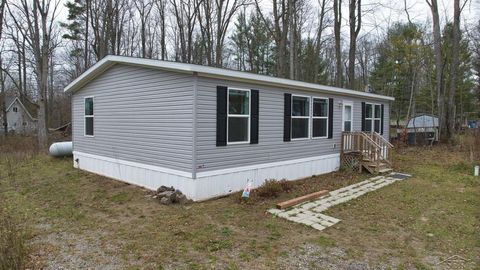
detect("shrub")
[0,206,28,270]
[278,179,294,193]
[255,179,293,198]
[255,180,283,198]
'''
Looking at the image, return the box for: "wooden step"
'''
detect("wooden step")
[361,161,392,175]
[378,168,393,173]
[367,163,388,168]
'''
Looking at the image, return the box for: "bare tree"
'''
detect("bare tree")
[0,0,7,135]
[89,0,128,60]
[154,0,167,60]
[215,0,249,67]
[255,0,290,78]
[84,0,90,68]
[426,0,444,141]
[446,0,467,139]
[288,0,296,79]
[313,0,329,83]
[333,0,342,87]
[0,0,5,37]
[197,0,214,64]
[7,0,61,149]
[171,0,200,63]
[133,0,154,58]
[347,0,360,89]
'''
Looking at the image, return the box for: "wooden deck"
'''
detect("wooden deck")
[340,132,394,174]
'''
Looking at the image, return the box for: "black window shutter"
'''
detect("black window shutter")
[216,86,228,146]
[328,98,334,139]
[380,104,384,135]
[250,90,259,144]
[361,102,366,131]
[283,93,291,142]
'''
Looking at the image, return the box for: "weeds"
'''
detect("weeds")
[255,179,292,198]
[278,179,294,193]
[449,161,472,174]
[453,129,480,162]
[0,136,38,154]
[0,205,28,270]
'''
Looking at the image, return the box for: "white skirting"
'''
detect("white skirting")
[73,151,340,201]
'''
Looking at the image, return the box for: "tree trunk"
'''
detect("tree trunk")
[17,33,23,95]
[85,0,90,69]
[333,0,343,87]
[0,58,7,135]
[426,0,444,141]
[348,0,361,90]
[37,3,50,150]
[446,0,461,140]
[0,0,5,37]
[22,38,27,97]
[0,0,5,136]
[288,0,295,79]
[157,0,166,60]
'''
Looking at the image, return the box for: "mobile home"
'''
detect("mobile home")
[65,55,394,201]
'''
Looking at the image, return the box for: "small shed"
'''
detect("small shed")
[0,95,38,135]
[404,115,438,145]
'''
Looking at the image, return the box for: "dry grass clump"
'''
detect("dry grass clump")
[0,205,28,270]
[0,136,38,154]
[255,179,293,198]
[453,129,480,162]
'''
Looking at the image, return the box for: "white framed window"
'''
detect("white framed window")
[291,95,311,140]
[343,102,353,132]
[84,97,94,136]
[312,97,329,138]
[227,88,250,144]
[365,103,381,133]
[13,107,18,113]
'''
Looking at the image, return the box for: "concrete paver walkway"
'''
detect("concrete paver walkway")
[268,172,411,231]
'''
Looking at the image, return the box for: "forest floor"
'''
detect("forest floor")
[1,142,479,269]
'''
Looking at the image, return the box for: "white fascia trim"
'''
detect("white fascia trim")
[5,97,18,112]
[73,151,193,178]
[196,153,340,178]
[64,55,394,101]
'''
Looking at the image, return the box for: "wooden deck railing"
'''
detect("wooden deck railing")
[341,131,393,169]
[367,132,393,165]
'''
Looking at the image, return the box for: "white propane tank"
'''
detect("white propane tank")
[49,141,73,157]
[475,165,479,177]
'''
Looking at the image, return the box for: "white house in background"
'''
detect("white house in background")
[1,95,38,135]
[64,55,394,201]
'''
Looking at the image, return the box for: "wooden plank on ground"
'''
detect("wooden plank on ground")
[276,190,329,209]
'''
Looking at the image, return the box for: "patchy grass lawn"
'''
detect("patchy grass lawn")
[0,145,479,269]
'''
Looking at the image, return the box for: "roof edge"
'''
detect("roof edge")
[64,55,395,101]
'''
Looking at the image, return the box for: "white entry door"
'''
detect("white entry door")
[343,102,353,132]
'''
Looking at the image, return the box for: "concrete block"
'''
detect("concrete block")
[311,223,326,231]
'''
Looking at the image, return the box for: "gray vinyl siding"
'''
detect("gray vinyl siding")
[72,64,194,172]
[195,76,390,173]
